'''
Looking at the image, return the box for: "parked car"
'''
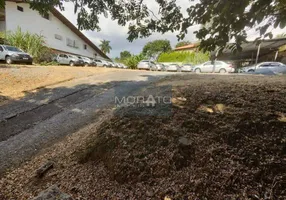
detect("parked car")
[241,62,286,73]
[93,59,109,67]
[180,64,193,72]
[166,63,180,72]
[57,54,83,66]
[119,63,128,69]
[108,61,115,67]
[137,60,156,70]
[154,63,164,71]
[79,56,94,66]
[193,61,234,73]
[0,45,33,64]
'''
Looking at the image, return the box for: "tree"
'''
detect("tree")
[120,51,132,60]
[142,40,171,58]
[175,41,191,48]
[13,0,286,52]
[99,40,112,54]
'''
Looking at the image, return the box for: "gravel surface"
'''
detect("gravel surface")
[0,64,118,103]
[0,74,285,200]
[0,69,173,175]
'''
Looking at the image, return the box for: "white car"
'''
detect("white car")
[57,54,83,66]
[193,61,234,73]
[80,57,94,66]
[180,64,193,72]
[166,64,180,72]
[137,60,156,70]
[241,62,285,73]
[93,59,109,67]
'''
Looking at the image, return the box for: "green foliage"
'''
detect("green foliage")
[158,51,209,65]
[3,27,51,63]
[120,50,132,60]
[276,33,286,38]
[175,41,191,48]
[123,54,145,69]
[99,40,112,54]
[142,40,172,58]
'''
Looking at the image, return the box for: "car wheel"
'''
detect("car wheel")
[219,68,227,73]
[103,65,107,68]
[84,63,89,67]
[248,69,255,73]
[27,62,33,65]
[70,61,75,67]
[195,68,201,73]
[6,56,13,64]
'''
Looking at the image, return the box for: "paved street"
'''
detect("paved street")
[0,70,174,174]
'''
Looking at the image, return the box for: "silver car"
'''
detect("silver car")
[80,57,94,66]
[180,64,193,72]
[93,59,109,67]
[193,61,234,73]
[57,54,83,66]
[166,64,180,72]
[137,60,156,70]
[0,45,33,64]
[241,62,285,73]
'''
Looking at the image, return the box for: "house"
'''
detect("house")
[0,0,110,60]
[174,43,199,52]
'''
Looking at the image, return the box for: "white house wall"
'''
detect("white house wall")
[0,21,5,32]
[5,2,104,59]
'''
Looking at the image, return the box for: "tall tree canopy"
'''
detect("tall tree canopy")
[142,40,171,58]
[10,0,286,52]
[120,51,132,60]
[99,40,112,54]
[175,41,191,48]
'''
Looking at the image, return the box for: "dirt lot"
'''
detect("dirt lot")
[0,74,286,200]
[0,64,117,104]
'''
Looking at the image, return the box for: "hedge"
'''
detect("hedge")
[158,51,209,64]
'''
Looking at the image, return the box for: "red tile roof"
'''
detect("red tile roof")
[175,43,199,51]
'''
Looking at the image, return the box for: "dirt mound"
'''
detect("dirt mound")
[79,79,286,199]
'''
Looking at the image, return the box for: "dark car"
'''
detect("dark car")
[0,45,33,64]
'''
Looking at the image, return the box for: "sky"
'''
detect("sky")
[59,1,286,58]
[59,0,200,58]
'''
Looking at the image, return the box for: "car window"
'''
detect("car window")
[215,61,223,65]
[204,62,211,65]
[260,63,271,67]
[269,63,282,67]
[0,46,3,52]
[5,46,22,52]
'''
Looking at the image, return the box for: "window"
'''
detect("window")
[204,62,211,65]
[0,46,3,52]
[17,6,23,12]
[66,38,79,48]
[83,44,87,50]
[55,34,62,40]
[42,13,50,20]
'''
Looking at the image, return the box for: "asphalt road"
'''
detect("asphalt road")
[0,70,174,174]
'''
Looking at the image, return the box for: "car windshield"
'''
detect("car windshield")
[5,46,22,52]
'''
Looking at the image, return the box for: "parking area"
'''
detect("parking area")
[0,64,119,104]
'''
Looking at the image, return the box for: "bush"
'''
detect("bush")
[158,51,209,65]
[2,27,51,63]
[123,54,145,69]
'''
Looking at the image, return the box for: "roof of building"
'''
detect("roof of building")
[175,43,199,51]
[6,0,110,60]
[217,38,286,61]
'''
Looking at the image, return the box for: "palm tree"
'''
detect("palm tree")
[99,40,112,54]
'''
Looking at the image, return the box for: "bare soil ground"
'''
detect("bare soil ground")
[0,74,286,200]
[0,64,117,104]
